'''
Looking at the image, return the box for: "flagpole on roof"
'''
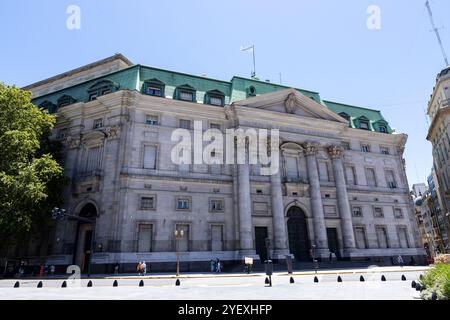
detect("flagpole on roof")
[240,45,256,78]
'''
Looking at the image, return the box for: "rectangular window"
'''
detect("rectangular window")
[373,207,384,218]
[361,144,371,152]
[394,208,403,219]
[354,227,367,249]
[376,226,389,248]
[352,206,363,217]
[385,170,397,189]
[365,168,377,186]
[179,90,193,101]
[398,227,409,248]
[360,121,369,130]
[140,196,155,210]
[143,145,157,169]
[93,118,103,129]
[379,126,387,133]
[209,199,224,212]
[345,166,357,185]
[285,157,299,179]
[380,146,390,155]
[176,198,190,210]
[342,142,350,150]
[318,162,330,182]
[209,123,221,130]
[137,224,153,253]
[85,147,100,172]
[147,86,162,97]
[209,96,223,106]
[146,115,159,126]
[179,119,192,130]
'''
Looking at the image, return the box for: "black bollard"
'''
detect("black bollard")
[415,284,421,291]
[14,281,20,288]
[314,276,319,283]
[37,281,43,288]
[401,275,406,281]
[61,281,67,288]
[411,280,416,288]
[419,274,423,280]
[139,280,144,287]
[175,279,180,286]
[381,275,386,282]
[113,280,118,287]
[360,275,365,282]
[337,276,342,282]
[290,277,295,284]
[431,291,438,300]
[265,277,270,285]
[87,280,93,287]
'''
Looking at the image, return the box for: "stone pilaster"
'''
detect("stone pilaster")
[269,140,290,258]
[304,142,329,257]
[236,137,255,255]
[328,145,356,255]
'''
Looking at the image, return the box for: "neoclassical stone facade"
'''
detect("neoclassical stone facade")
[23,55,425,272]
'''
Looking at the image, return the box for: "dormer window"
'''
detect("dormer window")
[142,79,165,97]
[379,126,387,133]
[360,120,369,130]
[39,101,57,114]
[205,90,225,106]
[87,80,118,102]
[57,95,77,108]
[247,86,256,97]
[175,84,196,102]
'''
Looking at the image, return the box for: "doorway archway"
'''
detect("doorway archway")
[287,206,310,261]
[74,203,97,273]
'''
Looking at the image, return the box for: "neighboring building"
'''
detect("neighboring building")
[426,66,450,252]
[12,54,424,272]
[412,183,427,198]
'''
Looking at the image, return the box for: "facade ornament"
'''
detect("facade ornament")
[285,93,297,114]
[303,142,318,156]
[105,125,121,139]
[64,135,82,148]
[327,145,343,159]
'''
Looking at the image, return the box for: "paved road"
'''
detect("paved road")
[0,266,426,300]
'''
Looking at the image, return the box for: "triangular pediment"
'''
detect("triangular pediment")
[233,88,348,123]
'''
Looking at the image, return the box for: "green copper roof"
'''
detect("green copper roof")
[30,63,393,134]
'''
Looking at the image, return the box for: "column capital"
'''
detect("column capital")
[327,145,343,159]
[303,142,318,156]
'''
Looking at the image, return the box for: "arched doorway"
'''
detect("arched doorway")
[287,206,310,261]
[74,203,97,273]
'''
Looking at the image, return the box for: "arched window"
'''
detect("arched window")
[87,80,118,101]
[142,78,165,97]
[174,84,196,102]
[57,94,77,108]
[205,89,225,106]
[39,100,57,114]
[246,85,256,97]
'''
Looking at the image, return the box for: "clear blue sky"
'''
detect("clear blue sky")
[1,0,448,187]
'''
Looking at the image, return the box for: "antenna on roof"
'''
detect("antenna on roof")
[425,0,449,66]
[240,45,256,78]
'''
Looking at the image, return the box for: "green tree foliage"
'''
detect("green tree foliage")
[0,83,68,244]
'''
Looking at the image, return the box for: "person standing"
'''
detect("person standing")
[50,265,55,276]
[114,263,119,275]
[210,259,215,273]
[137,261,142,276]
[216,258,221,273]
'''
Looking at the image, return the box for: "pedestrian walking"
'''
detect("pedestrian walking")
[397,255,404,267]
[216,258,221,273]
[210,259,216,273]
[114,263,119,275]
[137,261,142,276]
[50,265,55,276]
[141,261,147,276]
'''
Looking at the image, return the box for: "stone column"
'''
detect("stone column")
[236,137,255,255]
[328,145,356,255]
[304,142,329,257]
[269,141,290,258]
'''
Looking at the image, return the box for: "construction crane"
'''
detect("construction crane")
[425,0,449,66]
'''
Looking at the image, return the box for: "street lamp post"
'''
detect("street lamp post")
[174,229,184,277]
[311,244,319,273]
[51,207,96,277]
